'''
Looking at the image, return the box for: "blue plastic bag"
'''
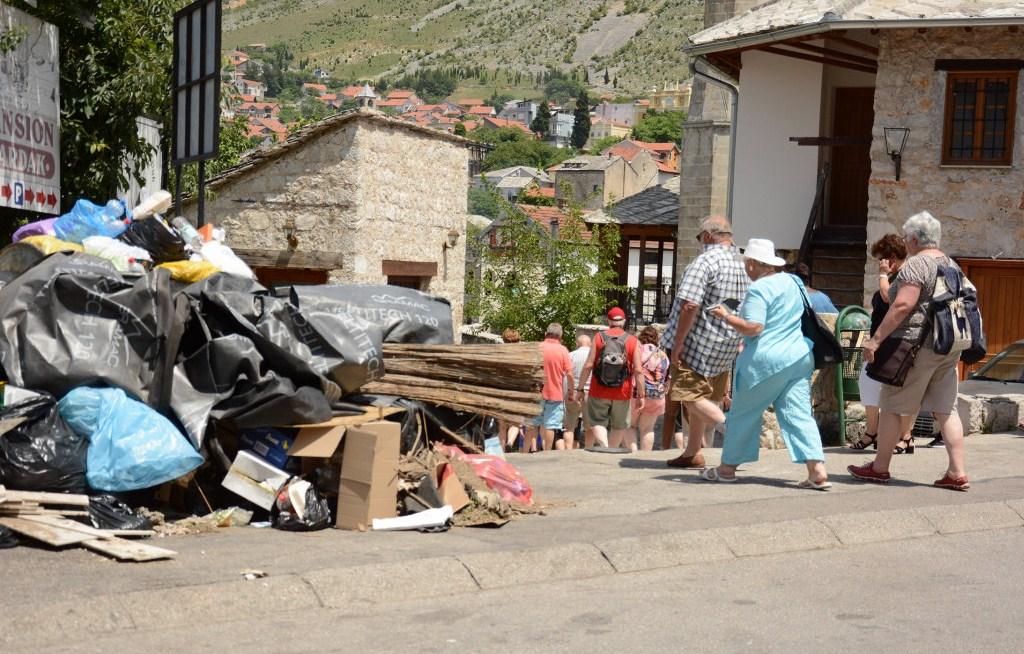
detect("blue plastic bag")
[58,387,204,491]
[53,199,129,244]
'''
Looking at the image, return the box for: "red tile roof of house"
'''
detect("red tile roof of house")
[387,89,416,99]
[341,85,366,98]
[482,116,534,135]
[377,98,408,107]
[320,93,338,101]
[642,142,678,151]
[605,139,679,162]
[237,94,256,103]
[303,83,328,93]
[242,79,262,88]
[657,161,679,174]
[469,105,495,115]
[238,101,280,113]
[524,186,556,198]
[460,98,484,106]
[517,204,592,240]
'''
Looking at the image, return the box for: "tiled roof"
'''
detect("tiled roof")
[517,204,592,240]
[551,155,620,172]
[196,109,474,196]
[483,116,533,133]
[377,99,408,107]
[342,85,369,98]
[689,0,1024,52]
[588,180,680,226]
[469,105,496,115]
[525,186,556,198]
[656,161,679,174]
[460,98,484,105]
[388,89,416,99]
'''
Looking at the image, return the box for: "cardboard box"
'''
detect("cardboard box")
[335,421,400,530]
[238,427,297,469]
[221,450,292,510]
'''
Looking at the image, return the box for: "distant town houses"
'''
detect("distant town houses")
[235,101,280,119]
[593,99,647,127]
[647,80,691,111]
[499,100,540,127]
[246,116,288,144]
[588,117,632,144]
[604,139,680,183]
[475,165,554,202]
[232,77,266,100]
[549,150,660,210]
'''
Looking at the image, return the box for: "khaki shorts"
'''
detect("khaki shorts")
[563,398,592,431]
[668,362,729,403]
[879,347,959,416]
[587,397,631,430]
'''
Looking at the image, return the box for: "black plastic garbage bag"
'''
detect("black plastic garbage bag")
[0,525,19,549]
[0,395,88,493]
[0,253,181,412]
[88,495,154,531]
[272,479,331,531]
[118,217,187,264]
[290,284,454,344]
[182,274,386,396]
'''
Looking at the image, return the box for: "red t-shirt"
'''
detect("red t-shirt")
[588,328,637,401]
[539,338,572,401]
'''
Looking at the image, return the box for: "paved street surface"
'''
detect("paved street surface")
[3,431,1024,651]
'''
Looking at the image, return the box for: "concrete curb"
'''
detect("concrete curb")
[6,498,1024,649]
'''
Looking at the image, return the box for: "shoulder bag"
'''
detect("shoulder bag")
[792,276,843,369]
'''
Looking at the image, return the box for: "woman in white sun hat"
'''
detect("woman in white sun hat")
[701,238,830,489]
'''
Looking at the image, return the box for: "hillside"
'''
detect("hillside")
[223,0,705,96]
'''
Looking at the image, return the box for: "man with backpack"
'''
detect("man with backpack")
[576,307,645,449]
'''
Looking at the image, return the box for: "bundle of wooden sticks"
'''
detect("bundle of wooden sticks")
[361,342,545,424]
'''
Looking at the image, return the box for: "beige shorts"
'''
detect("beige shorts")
[879,347,960,416]
[668,363,729,403]
[587,397,631,430]
[563,398,592,431]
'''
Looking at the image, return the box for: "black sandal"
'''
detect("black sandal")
[893,436,915,454]
[848,433,877,450]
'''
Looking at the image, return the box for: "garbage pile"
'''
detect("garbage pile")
[0,191,540,557]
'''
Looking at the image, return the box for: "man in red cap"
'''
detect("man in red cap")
[576,307,645,449]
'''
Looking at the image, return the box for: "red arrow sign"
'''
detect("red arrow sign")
[0,185,10,199]
[47,193,57,207]
[24,189,34,203]
[34,191,45,205]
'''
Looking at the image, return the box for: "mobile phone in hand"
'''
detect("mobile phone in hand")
[705,298,740,314]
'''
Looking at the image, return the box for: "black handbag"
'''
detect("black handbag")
[864,334,922,387]
[794,277,843,369]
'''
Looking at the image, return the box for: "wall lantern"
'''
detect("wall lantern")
[444,228,460,249]
[883,127,910,181]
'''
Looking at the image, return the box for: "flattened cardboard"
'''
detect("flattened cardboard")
[436,463,470,513]
[222,450,290,510]
[289,426,346,458]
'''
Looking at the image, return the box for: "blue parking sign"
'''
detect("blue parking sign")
[13,182,24,207]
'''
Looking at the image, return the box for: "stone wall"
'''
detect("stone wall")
[184,113,469,326]
[865,28,1024,300]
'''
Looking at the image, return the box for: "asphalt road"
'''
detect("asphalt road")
[24,527,1024,654]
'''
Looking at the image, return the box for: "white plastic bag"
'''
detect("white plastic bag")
[198,242,254,278]
[82,236,152,273]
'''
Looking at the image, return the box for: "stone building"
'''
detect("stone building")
[183,108,470,325]
[682,0,1024,371]
[550,151,660,210]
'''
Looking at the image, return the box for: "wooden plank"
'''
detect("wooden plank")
[829,36,879,57]
[759,45,877,75]
[381,260,438,277]
[0,488,91,507]
[284,406,404,428]
[232,248,344,270]
[0,516,94,547]
[783,41,877,67]
[81,538,177,562]
[18,514,155,538]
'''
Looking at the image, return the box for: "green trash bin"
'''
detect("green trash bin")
[835,306,871,444]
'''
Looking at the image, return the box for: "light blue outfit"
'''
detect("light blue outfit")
[722,274,824,466]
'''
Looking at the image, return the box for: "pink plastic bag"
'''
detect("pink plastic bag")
[435,444,533,505]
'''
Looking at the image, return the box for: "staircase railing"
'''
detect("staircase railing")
[797,163,831,265]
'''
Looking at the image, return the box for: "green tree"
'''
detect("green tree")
[466,189,621,344]
[589,135,626,154]
[176,116,252,198]
[299,96,330,120]
[544,74,586,106]
[571,94,591,149]
[7,0,181,214]
[631,110,687,143]
[485,91,514,111]
[453,122,468,137]
[467,184,501,219]
[482,139,575,172]
[530,100,550,138]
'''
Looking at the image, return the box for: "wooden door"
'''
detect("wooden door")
[957,258,1024,378]
[827,87,874,227]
